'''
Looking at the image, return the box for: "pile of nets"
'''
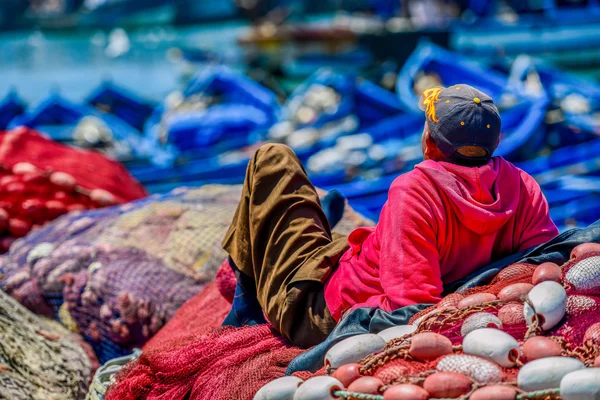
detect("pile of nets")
[106,244,600,400]
[0,127,147,252]
[0,287,98,400]
[1,184,371,365]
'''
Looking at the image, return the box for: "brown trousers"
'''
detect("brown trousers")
[222,143,349,348]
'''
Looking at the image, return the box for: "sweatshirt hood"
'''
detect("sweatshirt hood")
[415,157,521,235]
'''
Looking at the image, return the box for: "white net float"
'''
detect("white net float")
[462,328,520,368]
[524,281,567,331]
[436,354,504,384]
[517,357,585,392]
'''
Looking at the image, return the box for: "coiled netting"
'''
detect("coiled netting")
[106,250,600,400]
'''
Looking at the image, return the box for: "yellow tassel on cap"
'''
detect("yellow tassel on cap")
[473,97,481,104]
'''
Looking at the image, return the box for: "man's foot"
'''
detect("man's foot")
[321,190,346,228]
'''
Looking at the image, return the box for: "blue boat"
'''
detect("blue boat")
[133,69,420,191]
[86,81,156,132]
[396,41,548,162]
[0,91,27,130]
[9,93,146,163]
[451,1,600,68]
[143,65,279,165]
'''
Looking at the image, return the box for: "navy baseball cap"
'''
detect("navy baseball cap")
[418,84,501,166]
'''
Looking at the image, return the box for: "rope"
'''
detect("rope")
[332,388,561,400]
[516,388,560,399]
[333,390,383,400]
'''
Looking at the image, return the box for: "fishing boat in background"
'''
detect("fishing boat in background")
[0,91,27,130]
[8,93,147,164]
[86,81,156,131]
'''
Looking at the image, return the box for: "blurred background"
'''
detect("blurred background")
[2,0,600,231]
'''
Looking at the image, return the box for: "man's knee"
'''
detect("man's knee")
[253,143,299,167]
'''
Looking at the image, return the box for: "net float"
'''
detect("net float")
[324,334,386,369]
[90,189,117,206]
[253,376,304,400]
[566,295,600,316]
[532,262,562,285]
[331,364,361,387]
[8,218,31,238]
[0,208,8,232]
[5,182,25,194]
[522,336,562,361]
[570,243,600,260]
[293,376,343,400]
[498,303,525,325]
[45,200,67,218]
[411,306,456,327]
[462,328,520,368]
[347,376,383,394]
[423,372,472,398]
[517,357,585,392]
[377,325,417,342]
[383,384,429,400]
[460,312,502,336]
[560,368,600,400]
[408,332,453,361]
[437,293,464,308]
[469,385,517,400]
[584,322,600,344]
[498,283,533,302]
[594,356,600,367]
[436,354,504,383]
[524,281,567,331]
[50,172,77,190]
[12,162,39,175]
[458,293,497,309]
[564,256,600,295]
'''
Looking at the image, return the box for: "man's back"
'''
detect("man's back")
[324,157,558,321]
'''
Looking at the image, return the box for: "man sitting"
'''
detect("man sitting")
[222,84,558,347]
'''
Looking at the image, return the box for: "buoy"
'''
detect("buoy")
[532,263,562,285]
[90,189,117,206]
[12,162,39,174]
[293,376,343,400]
[324,334,385,369]
[50,172,77,190]
[584,322,600,345]
[383,384,429,400]
[470,385,517,400]
[498,283,533,302]
[570,243,600,260]
[498,304,525,325]
[460,313,502,336]
[423,372,472,398]
[458,293,497,309]
[331,364,361,387]
[436,354,504,383]
[566,295,600,316]
[594,356,600,368]
[377,325,417,342]
[462,328,520,368]
[564,256,600,295]
[437,293,464,309]
[347,376,382,394]
[560,368,600,400]
[522,337,562,361]
[408,332,453,361]
[517,357,585,392]
[8,218,31,238]
[254,376,303,400]
[524,281,567,331]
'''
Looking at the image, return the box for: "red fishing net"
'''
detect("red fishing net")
[107,249,600,400]
[0,127,146,251]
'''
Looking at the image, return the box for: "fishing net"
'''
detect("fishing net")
[0,127,146,252]
[0,288,98,400]
[1,184,372,365]
[107,247,600,400]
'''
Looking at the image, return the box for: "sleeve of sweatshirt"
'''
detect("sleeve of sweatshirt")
[517,172,559,251]
[375,178,443,308]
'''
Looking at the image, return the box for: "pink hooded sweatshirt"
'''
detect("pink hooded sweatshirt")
[324,157,558,321]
